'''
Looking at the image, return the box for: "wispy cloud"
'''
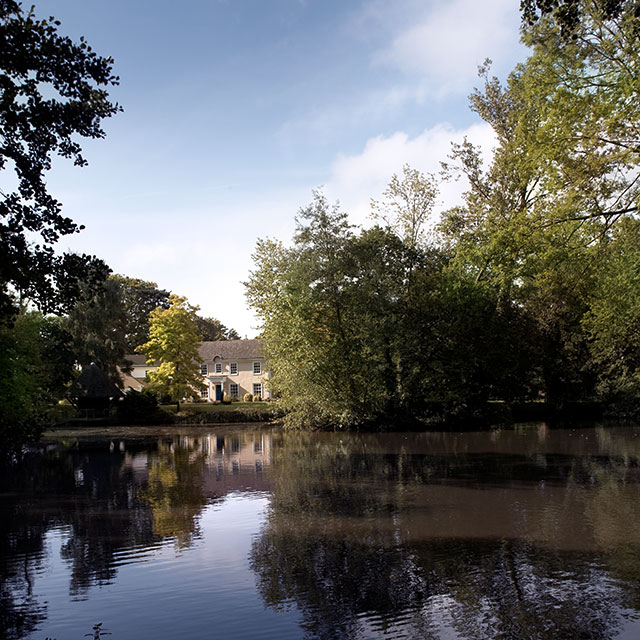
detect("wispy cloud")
[373,0,524,97]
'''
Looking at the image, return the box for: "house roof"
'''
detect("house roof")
[124,339,264,366]
[67,363,124,400]
[199,339,263,361]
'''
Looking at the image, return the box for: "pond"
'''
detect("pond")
[2,423,640,640]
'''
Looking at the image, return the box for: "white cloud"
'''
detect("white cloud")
[374,0,524,97]
[325,121,496,226]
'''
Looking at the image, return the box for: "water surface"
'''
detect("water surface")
[2,423,640,639]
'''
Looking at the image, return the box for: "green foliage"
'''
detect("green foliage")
[195,316,240,341]
[371,163,438,249]
[439,1,640,407]
[0,309,75,448]
[116,389,172,425]
[247,4,640,424]
[584,219,640,413]
[520,0,631,39]
[66,277,129,384]
[0,0,119,318]
[110,275,170,351]
[243,393,253,402]
[137,295,203,402]
[246,191,532,429]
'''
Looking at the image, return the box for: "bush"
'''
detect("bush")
[243,393,253,402]
[252,394,262,402]
[117,390,172,425]
[230,395,240,403]
[223,393,232,403]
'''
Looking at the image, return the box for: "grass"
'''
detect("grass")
[160,401,271,414]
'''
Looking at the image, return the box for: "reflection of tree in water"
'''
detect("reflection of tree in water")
[140,441,208,548]
[0,449,76,639]
[0,435,211,638]
[250,430,640,640]
[55,443,159,595]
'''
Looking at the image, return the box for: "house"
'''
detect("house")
[125,339,270,402]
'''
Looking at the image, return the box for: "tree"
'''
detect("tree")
[584,218,640,413]
[520,0,634,38]
[109,275,171,351]
[0,308,75,448]
[370,164,438,249]
[195,316,240,341]
[66,278,129,384]
[0,0,120,317]
[136,295,203,402]
[437,42,638,404]
[246,190,530,428]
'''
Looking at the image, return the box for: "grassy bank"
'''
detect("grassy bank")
[166,401,282,425]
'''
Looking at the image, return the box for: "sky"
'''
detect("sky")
[34,0,528,338]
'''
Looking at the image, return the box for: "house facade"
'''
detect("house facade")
[125,339,270,401]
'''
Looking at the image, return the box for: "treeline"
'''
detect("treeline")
[246,2,640,429]
[0,276,239,444]
[0,2,244,447]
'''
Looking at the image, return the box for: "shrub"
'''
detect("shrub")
[223,393,232,403]
[243,393,253,402]
[252,394,262,402]
[117,390,172,424]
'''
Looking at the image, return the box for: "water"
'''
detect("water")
[2,423,640,639]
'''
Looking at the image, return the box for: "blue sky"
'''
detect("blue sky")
[35,0,527,337]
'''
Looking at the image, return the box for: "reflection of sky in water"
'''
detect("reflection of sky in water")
[30,494,303,640]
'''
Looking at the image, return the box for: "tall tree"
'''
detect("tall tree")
[136,295,203,402]
[0,309,75,447]
[584,218,640,413]
[246,191,530,428]
[520,0,635,38]
[0,0,120,317]
[110,275,171,351]
[66,278,129,384]
[437,41,637,404]
[195,316,240,342]
[370,164,438,249]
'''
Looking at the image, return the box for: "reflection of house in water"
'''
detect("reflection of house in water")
[121,432,273,498]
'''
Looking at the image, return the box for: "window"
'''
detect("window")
[200,386,209,399]
[253,361,262,375]
[229,382,239,398]
[253,383,262,399]
[230,362,238,375]
[214,362,222,374]
[200,363,208,376]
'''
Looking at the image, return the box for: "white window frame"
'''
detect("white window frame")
[230,362,238,375]
[229,382,239,398]
[253,383,262,398]
[200,386,209,399]
[253,361,262,375]
[214,362,222,374]
[200,363,208,376]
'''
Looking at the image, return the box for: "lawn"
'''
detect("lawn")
[160,402,271,414]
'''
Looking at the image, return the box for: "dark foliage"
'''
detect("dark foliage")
[520,0,637,38]
[0,0,120,317]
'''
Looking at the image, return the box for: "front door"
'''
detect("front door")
[215,384,222,401]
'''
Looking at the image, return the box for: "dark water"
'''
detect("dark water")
[2,424,640,640]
